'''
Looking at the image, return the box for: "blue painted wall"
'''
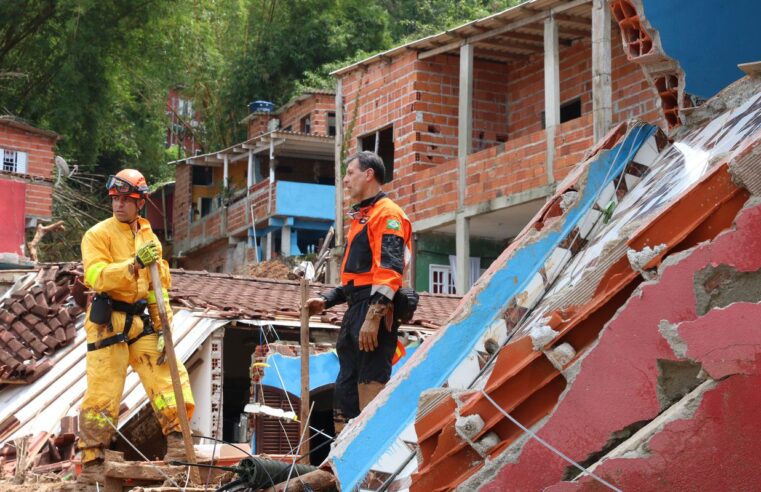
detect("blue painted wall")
[260,346,420,399]
[641,0,761,99]
[275,181,335,221]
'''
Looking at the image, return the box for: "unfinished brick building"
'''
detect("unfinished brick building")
[332,0,670,294]
[172,91,336,272]
[0,117,59,264]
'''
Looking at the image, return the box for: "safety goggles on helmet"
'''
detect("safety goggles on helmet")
[106,175,149,197]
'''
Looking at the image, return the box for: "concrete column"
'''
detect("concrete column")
[334,79,344,246]
[458,43,474,209]
[456,43,474,294]
[223,153,229,189]
[247,150,254,190]
[544,14,560,185]
[266,232,273,261]
[282,224,291,256]
[592,0,613,142]
[455,214,470,295]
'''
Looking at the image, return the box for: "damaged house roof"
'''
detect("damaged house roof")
[327,75,761,491]
[169,269,461,330]
[0,264,461,475]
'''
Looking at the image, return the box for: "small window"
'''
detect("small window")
[192,166,213,185]
[541,97,582,128]
[429,264,456,295]
[358,126,394,183]
[300,115,311,134]
[0,149,28,174]
[327,112,336,137]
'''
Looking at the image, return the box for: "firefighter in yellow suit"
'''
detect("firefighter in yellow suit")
[77,169,194,484]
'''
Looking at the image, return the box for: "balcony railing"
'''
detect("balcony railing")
[178,180,335,254]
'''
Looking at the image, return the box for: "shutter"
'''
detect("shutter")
[255,387,301,455]
[16,151,27,174]
[0,149,4,171]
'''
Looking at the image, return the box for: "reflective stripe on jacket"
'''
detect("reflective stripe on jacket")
[82,215,172,333]
[341,193,412,300]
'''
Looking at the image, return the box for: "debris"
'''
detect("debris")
[626,243,666,280]
[529,324,557,351]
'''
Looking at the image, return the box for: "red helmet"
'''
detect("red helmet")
[106,169,149,199]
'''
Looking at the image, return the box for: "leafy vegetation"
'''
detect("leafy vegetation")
[2,0,521,260]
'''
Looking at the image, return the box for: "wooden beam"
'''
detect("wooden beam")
[479,38,543,53]
[419,0,591,60]
[493,30,544,44]
[555,12,593,28]
[473,46,529,62]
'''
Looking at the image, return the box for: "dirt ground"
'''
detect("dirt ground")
[242,259,294,280]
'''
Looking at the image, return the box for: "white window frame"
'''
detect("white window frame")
[0,148,28,174]
[429,264,456,295]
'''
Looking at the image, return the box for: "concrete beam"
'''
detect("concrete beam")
[412,184,553,233]
[544,14,560,185]
[591,0,612,142]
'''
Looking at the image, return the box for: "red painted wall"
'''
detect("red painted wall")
[0,179,27,254]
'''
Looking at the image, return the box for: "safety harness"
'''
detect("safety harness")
[87,298,156,352]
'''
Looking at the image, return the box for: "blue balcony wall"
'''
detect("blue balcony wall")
[275,181,335,221]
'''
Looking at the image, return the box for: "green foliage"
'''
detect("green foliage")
[1,0,524,191]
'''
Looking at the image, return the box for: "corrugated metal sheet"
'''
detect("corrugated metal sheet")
[0,310,227,444]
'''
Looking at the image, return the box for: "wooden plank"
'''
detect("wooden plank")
[148,264,200,485]
[299,277,311,463]
[103,461,184,481]
[419,0,591,60]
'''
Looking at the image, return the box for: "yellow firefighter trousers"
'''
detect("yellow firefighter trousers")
[78,313,194,464]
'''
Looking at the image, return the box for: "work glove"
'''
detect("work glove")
[305,297,326,316]
[156,331,166,365]
[359,303,389,352]
[135,241,160,268]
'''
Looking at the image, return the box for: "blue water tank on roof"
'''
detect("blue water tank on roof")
[249,100,275,114]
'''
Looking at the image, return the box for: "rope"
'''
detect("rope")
[481,392,621,492]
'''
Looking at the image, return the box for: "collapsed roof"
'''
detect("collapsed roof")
[327,75,761,490]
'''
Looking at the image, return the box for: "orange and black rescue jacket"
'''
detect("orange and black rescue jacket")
[341,192,411,300]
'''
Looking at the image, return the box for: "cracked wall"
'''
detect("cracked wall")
[469,200,761,491]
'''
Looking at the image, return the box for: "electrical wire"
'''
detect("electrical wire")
[481,391,621,492]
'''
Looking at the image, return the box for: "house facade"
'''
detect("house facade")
[332,0,669,294]
[172,92,336,272]
[166,87,204,158]
[0,117,58,263]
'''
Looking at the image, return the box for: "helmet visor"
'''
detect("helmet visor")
[106,175,148,196]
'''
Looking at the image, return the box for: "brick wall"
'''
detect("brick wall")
[250,179,275,223]
[0,123,56,220]
[181,238,229,272]
[247,114,273,139]
[248,94,336,139]
[173,163,192,243]
[337,25,663,227]
[278,93,335,136]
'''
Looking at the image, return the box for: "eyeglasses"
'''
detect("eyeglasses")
[106,175,148,195]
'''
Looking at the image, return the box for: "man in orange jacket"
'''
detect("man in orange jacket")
[307,151,412,434]
[78,169,194,484]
